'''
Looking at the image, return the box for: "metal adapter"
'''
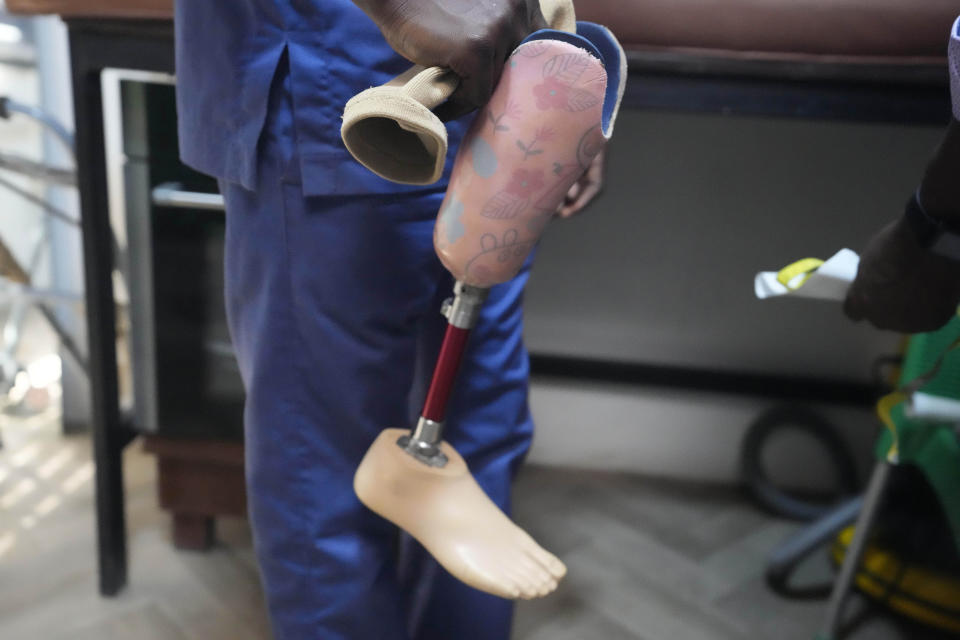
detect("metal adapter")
[441,282,489,330]
[397,417,448,467]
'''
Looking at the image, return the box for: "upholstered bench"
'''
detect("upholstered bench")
[13,0,958,67]
[582,0,956,68]
[578,0,957,123]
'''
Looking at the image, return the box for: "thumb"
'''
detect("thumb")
[434,96,476,123]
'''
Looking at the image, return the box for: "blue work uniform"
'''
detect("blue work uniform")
[174,2,535,639]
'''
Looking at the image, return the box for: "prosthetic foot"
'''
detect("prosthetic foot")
[356,283,565,600]
[354,23,625,600]
[355,429,565,599]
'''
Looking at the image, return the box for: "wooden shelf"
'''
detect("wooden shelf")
[6,0,172,19]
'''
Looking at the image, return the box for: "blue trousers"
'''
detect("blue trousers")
[219,59,534,640]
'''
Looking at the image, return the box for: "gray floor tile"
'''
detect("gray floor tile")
[55,602,188,640]
[1,405,941,640]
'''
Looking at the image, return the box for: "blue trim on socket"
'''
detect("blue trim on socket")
[575,22,623,135]
[518,28,604,62]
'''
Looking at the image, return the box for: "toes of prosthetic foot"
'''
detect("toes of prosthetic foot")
[353,429,565,600]
[544,553,567,580]
[516,552,559,598]
[536,575,559,598]
[472,567,522,600]
[505,568,539,600]
[517,530,567,580]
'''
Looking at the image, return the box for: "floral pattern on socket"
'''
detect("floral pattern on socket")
[434,38,608,287]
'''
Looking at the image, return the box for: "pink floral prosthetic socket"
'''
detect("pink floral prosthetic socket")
[434,39,608,287]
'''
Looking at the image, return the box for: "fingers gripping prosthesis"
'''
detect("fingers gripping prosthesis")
[341,0,578,185]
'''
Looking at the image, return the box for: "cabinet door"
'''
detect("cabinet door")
[106,71,243,440]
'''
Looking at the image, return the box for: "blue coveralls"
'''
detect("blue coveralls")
[174,2,535,639]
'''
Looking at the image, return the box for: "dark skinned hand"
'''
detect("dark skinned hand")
[844,120,960,333]
[353,0,547,121]
[843,217,960,333]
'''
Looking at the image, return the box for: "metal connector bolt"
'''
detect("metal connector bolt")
[397,417,448,467]
[443,282,489,330]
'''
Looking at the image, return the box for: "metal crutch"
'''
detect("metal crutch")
[815,459,895,640]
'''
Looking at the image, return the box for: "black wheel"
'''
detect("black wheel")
[741,405,859,521]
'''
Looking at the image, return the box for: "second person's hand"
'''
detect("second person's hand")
[557,149,606,218]
[844,216,960,333]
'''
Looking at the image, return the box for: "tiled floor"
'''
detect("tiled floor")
[0,404,954,640]
[511,466,957,640]
[0,405,269,640]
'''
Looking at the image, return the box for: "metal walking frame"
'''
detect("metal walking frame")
[0,96,88,405]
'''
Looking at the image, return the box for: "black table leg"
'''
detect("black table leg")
[67,17,176,598]
[69,28,128,597]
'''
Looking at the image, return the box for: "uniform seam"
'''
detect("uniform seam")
[275,179,335,550]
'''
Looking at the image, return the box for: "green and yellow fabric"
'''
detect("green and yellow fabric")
[876,314,960,551]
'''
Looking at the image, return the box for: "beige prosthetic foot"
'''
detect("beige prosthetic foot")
[355,429,566,599]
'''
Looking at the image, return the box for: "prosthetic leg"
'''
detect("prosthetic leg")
[354,282,565,601]
[354,23,626,600]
